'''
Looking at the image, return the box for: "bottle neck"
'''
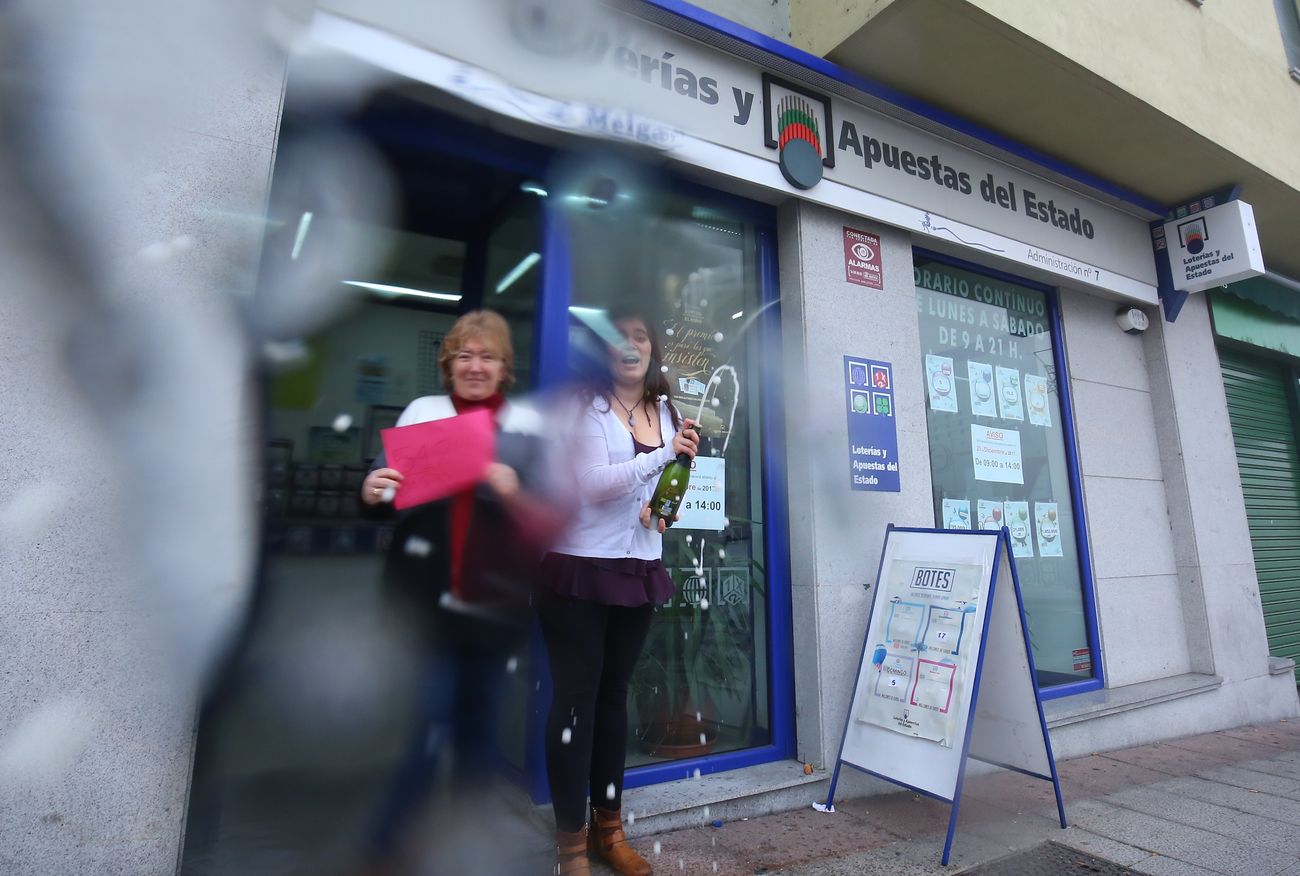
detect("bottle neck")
[674,451,692,467]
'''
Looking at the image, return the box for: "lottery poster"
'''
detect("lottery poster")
[976,499,1004,531]
[995,366,1024,421]
[1035,502,1063,557]
[942,498,971,530]
[856,559,986,747]
[1024,373,1052,427]
[967,361,997,418]
[926,355,959,413]
[1005,501,1033,558]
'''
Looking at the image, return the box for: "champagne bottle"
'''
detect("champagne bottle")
[650,424,700,527]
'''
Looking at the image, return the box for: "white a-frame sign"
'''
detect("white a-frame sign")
[819,525,1067,864]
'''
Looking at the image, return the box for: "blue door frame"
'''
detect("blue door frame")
[359,104,797,802]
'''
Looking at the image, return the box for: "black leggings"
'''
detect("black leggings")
[538,590,655,833]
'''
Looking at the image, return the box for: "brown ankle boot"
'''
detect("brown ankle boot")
[588,806,652,876]
[555,825,591,876]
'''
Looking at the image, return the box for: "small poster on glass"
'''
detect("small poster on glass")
[967,361,997,418]
[926,354,959,413]
[995,366,1024,421]
[1035,502,1063,557]
[942,498,971,530]
[976,499,1004,531]
[1024,374,1052,427]
[1004,501,1033,557]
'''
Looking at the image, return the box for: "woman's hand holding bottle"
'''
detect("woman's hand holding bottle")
[670,418,699,459]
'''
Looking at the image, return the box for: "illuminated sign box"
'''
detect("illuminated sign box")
[1162,200,1264,293]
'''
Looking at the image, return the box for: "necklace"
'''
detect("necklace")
[612,393,642,428]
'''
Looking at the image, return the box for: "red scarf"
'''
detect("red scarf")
[448,393,505,599]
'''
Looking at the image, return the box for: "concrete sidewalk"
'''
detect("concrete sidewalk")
[603,719,1300,876]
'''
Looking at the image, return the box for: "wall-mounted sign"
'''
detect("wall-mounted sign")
[313,0,1161,300]
[843,226,884,289]
[1158,200,1264,293]
[845,356,900,492]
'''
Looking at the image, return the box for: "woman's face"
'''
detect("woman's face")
[610,317,653,388]
[449,337,506,401]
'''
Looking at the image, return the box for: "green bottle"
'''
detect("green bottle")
[650,424,700,527]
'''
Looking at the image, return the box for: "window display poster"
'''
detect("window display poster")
[967,361,997,418]
[856,557,986,747]
[995,366,1024,421]
[942,498,971,530]
[1005,501,1033,557]
[1024,373,1052,427]
[674,456,726,530]
[845,356,900,492]
[1035,502,1063,557]
[926,354,959,413]
[971,425,1024,485]
[977,499,1004,531]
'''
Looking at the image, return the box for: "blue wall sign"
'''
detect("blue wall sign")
[845,356,900,492]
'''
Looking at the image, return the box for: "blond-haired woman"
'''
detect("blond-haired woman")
[358,309,547,870]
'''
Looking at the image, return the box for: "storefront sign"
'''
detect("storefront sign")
[312,1,1161,300]
[1158,200,1264,293]
[675,456,726,530]
[845,356,900,492]
[843,226,884,289]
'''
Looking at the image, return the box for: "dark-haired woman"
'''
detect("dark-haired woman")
[542,313,698,876]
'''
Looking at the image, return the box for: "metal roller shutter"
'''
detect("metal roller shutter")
[1221,351,1300,681]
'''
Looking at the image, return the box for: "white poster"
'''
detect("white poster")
[675,456,726,530]
[1035,502,1063,557]
[995,367,1024,421]
[1005,501,1033,557]
[976,499,1004,531]
[857,559,985,747]
[926,354,959,413]
[942,498,971,530]
[971,425,1024,485]
[1024,373,1052,427]
[967,361,997,418]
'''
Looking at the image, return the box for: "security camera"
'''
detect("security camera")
[1115,306,1149,335]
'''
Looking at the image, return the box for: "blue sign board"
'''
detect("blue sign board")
[845,356,900,492]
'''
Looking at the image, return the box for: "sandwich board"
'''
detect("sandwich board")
[818,525,1067,864]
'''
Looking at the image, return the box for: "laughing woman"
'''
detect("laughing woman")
[541,310,698,876]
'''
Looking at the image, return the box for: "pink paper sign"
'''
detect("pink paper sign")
[381,408,496,509]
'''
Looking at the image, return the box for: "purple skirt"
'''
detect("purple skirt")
[540,552,676,607]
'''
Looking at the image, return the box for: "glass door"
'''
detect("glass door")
[548,169,788,783]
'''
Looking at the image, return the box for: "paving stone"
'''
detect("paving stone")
[1056,754,1173,796]
[1164,732,1286,762]
[833,791,952,837]
[1129,854,1227,876]
[1235,757,1300,782]
[708,805,902,871]
[1065,798,1297,875]
[957,841,1144,875]
[1100,744,1230,778]
[1191,764,1300,796]
[1053,828,1155,867]
[1162,775,1300,823]
[1102,784,1300,855]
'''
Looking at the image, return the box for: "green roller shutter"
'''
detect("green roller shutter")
[1220,351,1300,681]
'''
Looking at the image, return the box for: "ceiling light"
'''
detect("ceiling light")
[343,281,462,302]
[495,252,541,294]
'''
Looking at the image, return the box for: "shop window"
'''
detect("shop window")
[914,255,1096,689]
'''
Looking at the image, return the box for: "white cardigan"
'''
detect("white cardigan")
[552,397,679,561]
